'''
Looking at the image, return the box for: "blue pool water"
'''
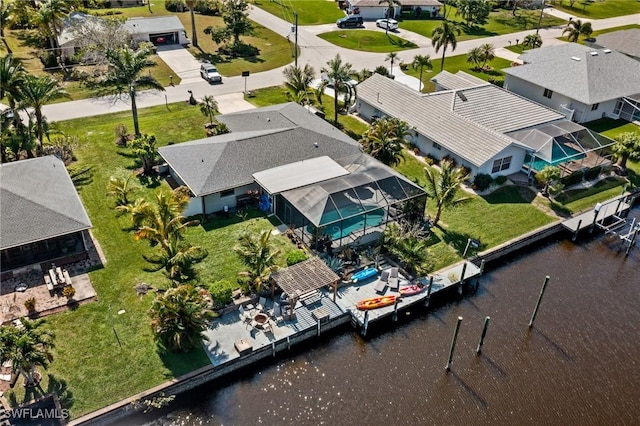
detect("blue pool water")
[527,144,585,171]
[310,205,385,240]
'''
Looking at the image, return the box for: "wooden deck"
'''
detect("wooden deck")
[562,196,631,232]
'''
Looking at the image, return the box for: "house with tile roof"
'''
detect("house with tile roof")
[159,103,426,247]
[503,44,640,123]
[0,156,93,279]
[356,72,614,179]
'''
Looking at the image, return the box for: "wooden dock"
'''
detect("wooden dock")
[331,261,482,333]
[562,195,631,233]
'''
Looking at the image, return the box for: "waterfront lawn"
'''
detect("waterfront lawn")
[3,102,297,418]
[583,118,640,140]
[551,176,629,214]
[399,8,564,41]
[317,31,418,53]
[549,0,640,19]
[253,0,345,25]
[403,54,513,93]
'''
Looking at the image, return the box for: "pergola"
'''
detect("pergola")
[270,257,339,319]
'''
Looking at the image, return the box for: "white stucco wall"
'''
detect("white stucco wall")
[203,183,258,214]
[476,145,527,177]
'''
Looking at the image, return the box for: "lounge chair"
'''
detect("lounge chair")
[388,267,399,291]
[44,275,54,293]
[238,306,252,327]
[374,270,390,294]
[257,296,267,312]
[273,303,284,324]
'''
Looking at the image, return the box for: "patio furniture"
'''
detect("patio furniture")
[311,307,329,323]
[44,275,54,292]
[234,339,253,355]
[253,312,270,329]
[256,296,267,312]
[49,269,58,286]
[272,303,284,324]
[56,267,64,283]
[238,306,252,326]
[388,267,399,291]
[63,269,72,285]
[374,270,390,294]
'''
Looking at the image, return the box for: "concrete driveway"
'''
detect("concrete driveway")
[155,45,202,85]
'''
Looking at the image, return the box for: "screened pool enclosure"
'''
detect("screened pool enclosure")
[262,154,426,249]
[508,121,616,176]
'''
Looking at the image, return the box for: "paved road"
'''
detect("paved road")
[36,8,640,122]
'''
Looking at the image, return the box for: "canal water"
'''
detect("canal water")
[127,211,640,426]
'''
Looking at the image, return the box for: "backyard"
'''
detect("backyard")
[3,102,298,418]
[399,6,565,41]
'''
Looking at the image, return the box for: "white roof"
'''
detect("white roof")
[253,156,350,195]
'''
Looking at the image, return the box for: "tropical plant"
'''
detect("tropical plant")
[0,55,26,115]
[148,284,215,352]
[234,229,279,292]
[100,44,165,136]
[282,64,315,105]
[106,173,138,207]
[359,117,409,166]
[17,74,69,155]
[562,19,593,43]
[185,0,199,47]
[199,95,219,124]
[34,0,74,56]
[466,46,483,70]
[424,160,470,226]
[116,197,151,228]
[321,54,354,125]
[611,132,640,173]
[62,285,76,299]
[412,54,432,92]
[522,33,543,50]
[535,165,561,196]
[203,0,253,52]
[128,133,159,175]
[378,0,402,22]
[455,0,491,27]
[432,20,461,72]
[0,1,14,53]
[386,51,399,76]
[353,68,373,83]
[478,43,495,70]
[143,237,208,282]
[0,318,55,387]
[286,249,307,266]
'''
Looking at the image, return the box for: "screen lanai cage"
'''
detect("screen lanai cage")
[508,121,616,177]
[273,155,426,250]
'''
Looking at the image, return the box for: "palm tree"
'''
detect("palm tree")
[143,237,208,282]
[562,19,593,43]
[35,0,74,55]
[0,54,26,128]
[378,0,401,25]
[18,74,69,155]
[199,95,219,124]
[535,165,561,196]
[359,117,408,166]
[185,0,199,47]
[412,54,432,92]
[101,44,165,137]
[0,318,55,387]
[466,46,483,70]
[106,173,138,207]
[386,51,398,76]
[321,54,354,125]
[282,64,315,105]
[117,197,151,228]
[148,284,215,352]
[234,229,279,292]
[522,33,543,50]
[424,160,469,226]
[0,1,14,53]
[611,132,640,173]
[479,43,495,70]
[432,20,461,72]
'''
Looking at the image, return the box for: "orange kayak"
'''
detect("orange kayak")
[399,284,426,296]
[356,295,398,311]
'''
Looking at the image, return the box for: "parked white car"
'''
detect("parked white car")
[376,18,399,31]
[200,63,222,84]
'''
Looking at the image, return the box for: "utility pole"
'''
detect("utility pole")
[536,0,546,34]
[294,12,299,67]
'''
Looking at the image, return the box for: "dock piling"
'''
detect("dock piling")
[445,316,463,372]
[626,226,638,256]
[590,203,602,233]
[529,276,550,328]
[392,297,399,322]
[317,318,321,337]
[572,220,582,241]
[362,311,369,336]
[272,341,276,357]
[476,316,490,354]
[425,276,433,307]
[287,336,291,350]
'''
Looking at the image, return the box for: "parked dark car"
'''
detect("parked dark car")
[336,15,363,28]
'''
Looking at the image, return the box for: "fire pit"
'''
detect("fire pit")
[253,312,269,328]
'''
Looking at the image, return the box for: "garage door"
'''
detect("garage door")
[150,32,177,45]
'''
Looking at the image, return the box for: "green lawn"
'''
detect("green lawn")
[583,118,640,139]
[403,54,513,93]
[4,102,297,418]
[317,30,418,53]
[399,7,565,41]
[558,24,640,43]
[549,0,640,19]
[253,0,346,25]
[552,177,629,213]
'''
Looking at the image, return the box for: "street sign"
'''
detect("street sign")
[242,71,250,77]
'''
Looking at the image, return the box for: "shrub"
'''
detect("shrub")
[473,173,493,191]
[488,77,504,87]
[560,170,584,186]
[24,297,36,312]
[62,285,76,299]
[585,166,602,181]
[424,153,438,165]
[286,249,308,266]
[114,123,129,146]
[440,155,457,167]
[195,0,221,15]
[208,279,234,308]
[165,0,187,12]
[495,175,507,185]
[38,50,57,69]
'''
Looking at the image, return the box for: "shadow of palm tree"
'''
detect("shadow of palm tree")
[438,227,485,255]
[45,374,74,409]
[481,186,537,204]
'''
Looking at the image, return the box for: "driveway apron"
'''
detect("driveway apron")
[155,45,202,84]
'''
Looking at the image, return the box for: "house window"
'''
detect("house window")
[591,103,599,111]
[221,189,234,198]
[543,88,553,99]
[433,142,442,150]
[491,156,512,173]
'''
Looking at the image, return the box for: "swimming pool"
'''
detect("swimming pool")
[526,144,585,171]
[310,205,386,241]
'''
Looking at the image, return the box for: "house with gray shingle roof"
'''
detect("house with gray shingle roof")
[356,72,614,178]
[158,103,426,247]
[0,156,92,278]
[589,29,640,62]
[503,44,640,123]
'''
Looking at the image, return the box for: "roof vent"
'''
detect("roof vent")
[456,91,468,102]
[314,142,319,148]
[589,51,598,56]
[571,56,581,61]
[603,49,612,53]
